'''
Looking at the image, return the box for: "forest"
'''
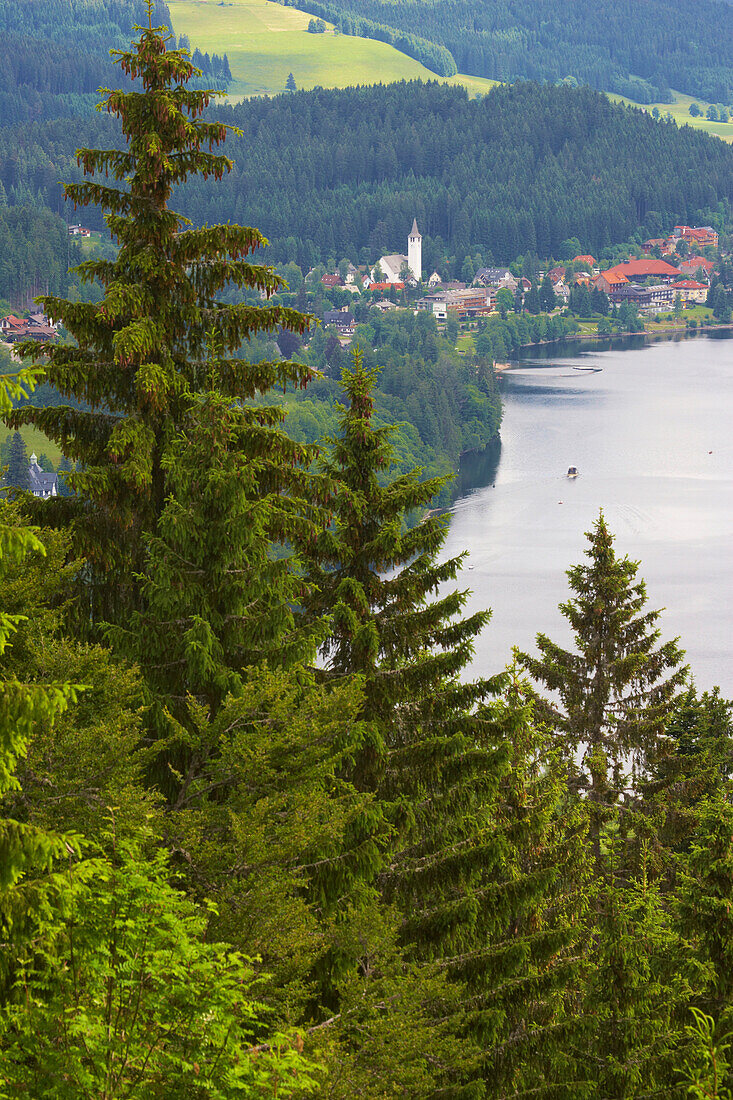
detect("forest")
[279,0,733,103]
[1,80,732,297]
[3,23,733,1099]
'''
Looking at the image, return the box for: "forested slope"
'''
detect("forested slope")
[279,0,733,103]
[2,81,732,285]
[184,82,733,266]
[0,0,172,123]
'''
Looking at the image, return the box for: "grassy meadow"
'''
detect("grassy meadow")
[608,89,733,143]
[167,0,498,98]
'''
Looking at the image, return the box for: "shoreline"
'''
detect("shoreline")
[494,321,733,369]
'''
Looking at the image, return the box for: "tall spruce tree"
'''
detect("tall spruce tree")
[4,431,31,492]
[518,512,688,866]
[8,7,314,628]
[303,352,589,1096]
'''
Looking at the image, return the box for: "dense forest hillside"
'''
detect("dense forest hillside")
[0,0,173,122]
[279,0,733,103]
[1,80,732,294]
[184,82,733,267]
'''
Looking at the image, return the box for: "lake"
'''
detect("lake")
[444,332,733,693]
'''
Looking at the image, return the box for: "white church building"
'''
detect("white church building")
[373,219,422,284]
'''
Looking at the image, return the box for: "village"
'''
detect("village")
[1,220,726,353]
[306,220,723,339]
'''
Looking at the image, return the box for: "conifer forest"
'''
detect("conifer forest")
[2,9,733,1100]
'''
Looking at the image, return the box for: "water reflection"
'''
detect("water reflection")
[446,333,733,693]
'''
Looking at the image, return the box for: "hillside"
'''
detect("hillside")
[0,0,173,123]
[166,0,497,98]
[276,0,733,104]
[172,81,733,267]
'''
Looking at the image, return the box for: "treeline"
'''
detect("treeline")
[282,310,502,506]
[0,206,80,308]
[287,0,733,103]
[2,82,732,271]
[276,0,456,76]
[0,0,171,123]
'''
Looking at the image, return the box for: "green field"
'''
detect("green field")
[608,89,733,143]
[1,427,62,467]
[167,0,497,98]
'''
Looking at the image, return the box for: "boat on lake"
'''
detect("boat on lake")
[567,466,579,478]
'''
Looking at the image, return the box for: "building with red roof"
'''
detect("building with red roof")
[604,258,681,283]
[573,254,596,268]
[671,279,709,304]
[678,257,715,278]
[594,271,629,294]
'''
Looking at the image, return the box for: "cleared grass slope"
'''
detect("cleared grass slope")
[167,0,497,97]
[609,89,733,144]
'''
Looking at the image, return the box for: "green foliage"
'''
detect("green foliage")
[302,353,588,1095]
[1,824,321,1100]
[8,19,313,630]
[5,83,732,270]
[3,432,30,492]
[681,1009,733,1100]
[518,512,688,865]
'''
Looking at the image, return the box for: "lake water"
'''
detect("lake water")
[444,332,733,693]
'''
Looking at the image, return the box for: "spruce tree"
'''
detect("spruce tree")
[9,7,313,627]
[303,352,589,1096]
[677,795,733,1031]
[518,512,688,866]
[4,431,31,492]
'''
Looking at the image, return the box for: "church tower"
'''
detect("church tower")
[407,218,422,282]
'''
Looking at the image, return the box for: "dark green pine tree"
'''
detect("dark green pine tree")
[581,856,692,1099]
[303,351,590,1097]
[106,381,326,784]
[286,71,297,92]
[518,512,688,867]
[8,7,313,628]
[4,432,31,492]
[55,456,75,498]
[677,795,733,1033]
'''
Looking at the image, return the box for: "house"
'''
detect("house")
[1,315,28,340]
[68,224,91,237]
[594,271,629,294]
[678,257,715,279]
[474,267,516,290]
[427,271,442,287]
[547,266,566,285]
[573,254,597,270]
[321,273,342,288]
[1,313,58,344]
[604,258,681,283]
[323,309,356,335]
[671,279,709,304]
[370,299,397,312]
[609,283,673,310]
[416,287,493,321]
[367,281,404,293]
[641,238,674,256]
[674,225,719,248]
[344,263,360,285]
[554,281,570,302]
[28,454,58,500]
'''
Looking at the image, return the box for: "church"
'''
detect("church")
[373,219,422,284]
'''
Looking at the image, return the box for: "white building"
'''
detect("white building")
[407,218,422,282]
[373,218,423,284]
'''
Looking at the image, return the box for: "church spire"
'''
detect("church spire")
[410,217,421,239]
